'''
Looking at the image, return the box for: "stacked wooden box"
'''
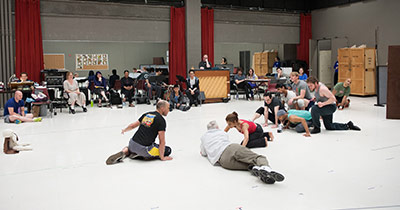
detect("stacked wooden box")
[253,51,278,76]
[338,48,376,96]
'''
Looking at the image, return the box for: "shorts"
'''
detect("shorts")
[128,139,171,159]
[4,115,11,123]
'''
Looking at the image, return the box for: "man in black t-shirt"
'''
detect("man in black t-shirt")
[106,100,172,165]
[251,92,284,128]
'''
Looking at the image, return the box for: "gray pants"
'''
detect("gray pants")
[293,120,313,133]
[218,144,269,170]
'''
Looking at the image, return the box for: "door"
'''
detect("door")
[318,50,332,87]
[309,39,318,77]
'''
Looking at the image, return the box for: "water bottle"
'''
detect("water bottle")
[90,100,94,107]
[277,123,283,133]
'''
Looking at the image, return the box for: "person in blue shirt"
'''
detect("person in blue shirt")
[298,67,308,81]
[333,61,339,85]
[277,109,311,137]
[273,56,281,68]
[93,71,109,107]
[3,90,42,123]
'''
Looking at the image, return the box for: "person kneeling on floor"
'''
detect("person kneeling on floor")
[201,121,284,184]
[106,100,172,164]
[277,109,312,137]
[3,91,41,123]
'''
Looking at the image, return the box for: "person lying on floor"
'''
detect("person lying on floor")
[201,120,284,184]
[225,111,273,148]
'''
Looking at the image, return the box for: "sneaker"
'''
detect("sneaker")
[127,152,139,159]
[277,124,283,133]
[33,117,42,122]
[347,121,361,131]
[310,127,321,134]
[250,166,279,184]
[258,166,285,182]
[146,99,151,105]
[82,107,87,112]
[15,120,22,124]
[106,151,125,165]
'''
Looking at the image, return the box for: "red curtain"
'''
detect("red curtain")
[15,0,44,82]
[169,7,187,85]
[201,7,214,66]
[297,13,312,67]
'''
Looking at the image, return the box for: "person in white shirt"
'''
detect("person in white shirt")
[200,120,284,184]
[276,83,296,110]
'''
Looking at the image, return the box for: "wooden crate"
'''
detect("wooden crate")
[261,64,269,75]
[365,48,376,69]
[350,48,365,64]
[338,48,350,63]
[254,53,262,65]
[254,64,262,76]
[351,79,364,95]
[268,52,278,67]
[261,52,268,64]
[364,68,376,95]
[338,63,351,80]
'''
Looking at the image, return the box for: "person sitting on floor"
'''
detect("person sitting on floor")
[225,112,273,148]
[121,70,135,107]
[185,70,200,106]
[3,91,41,123]
[106,100,172,165]
[277,109,312,137]
[93,71,109,107]
[201,120,284,184]
[332,78,351,110]
[63,71,87,114]
[306,76,361,134]
[251,92,284,128]
[169,85,190,112]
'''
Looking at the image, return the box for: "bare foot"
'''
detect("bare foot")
[269,132,274,141]
[264,137,269,147]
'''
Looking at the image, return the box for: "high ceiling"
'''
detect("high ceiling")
[76,0,367,12]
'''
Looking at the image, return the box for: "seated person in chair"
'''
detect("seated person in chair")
[3,91,41,123]
[234,68,251,100]
[169,85,190,112]
[199,54,212,69]
[63,71,87,114]
[121,70,135,107]
[108,69,120,89]
[146,69,166,104]
[93,71,109,107]
[247,68,258,98]
[186,70,200,106]
[17,72,34,112]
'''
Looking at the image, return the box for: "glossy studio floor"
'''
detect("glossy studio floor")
[0,96,399,210]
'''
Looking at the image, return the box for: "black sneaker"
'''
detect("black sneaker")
[106,151,125,165]
[83,107,87,112]
[347,121,361,131]
[311,127,321,134]
[146,99,151,105]
[269,171,285,182]
[260,174,276,184]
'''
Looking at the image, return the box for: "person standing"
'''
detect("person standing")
[273,56,281,68]
[106,100,172,164]
[306,76,361,134]
[201,121,284,184]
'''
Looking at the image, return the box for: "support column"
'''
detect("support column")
[185,0,201,71]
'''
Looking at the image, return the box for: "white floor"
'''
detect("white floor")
[1,97,400,210]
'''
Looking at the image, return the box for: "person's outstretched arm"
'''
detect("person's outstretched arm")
[121,120,140,134]
[158,131,172,161]
[289,115,311,137]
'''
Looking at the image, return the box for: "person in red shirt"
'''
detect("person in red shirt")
[224,112,272,148]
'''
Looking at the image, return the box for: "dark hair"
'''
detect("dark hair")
[275,84,286,89]
[95,71,102,81]
[222,57,227,63]
[189,70,195,74]
[132,68,137,70]
[276,56,280,61]
[88,70,94,77]
[237,67,243,73]
[306,76,319,84]
[263,91,273,98]
[124,70,129,74]
[225,111,239,123]
[174,84,179,88]
[112,69,117,75]
[156,69,162,73]
[277,67,282,71]
[20,72,28,76]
